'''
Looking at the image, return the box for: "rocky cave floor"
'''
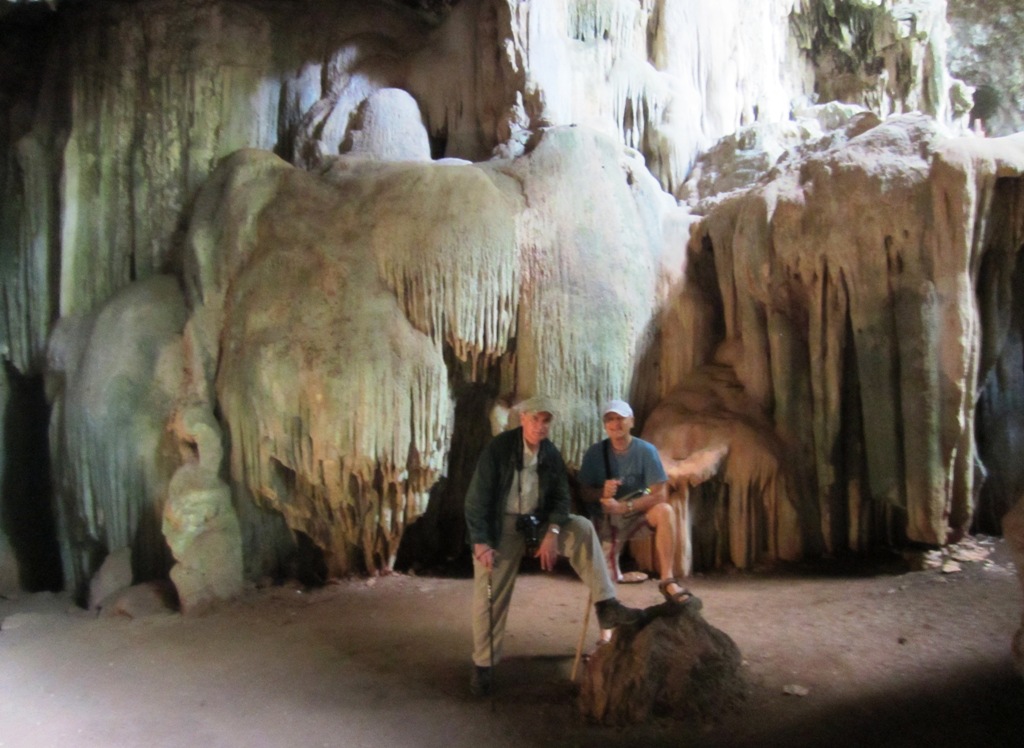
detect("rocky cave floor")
[1,536,1022,748]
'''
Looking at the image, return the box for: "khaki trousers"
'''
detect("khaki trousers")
[471,513,615,667]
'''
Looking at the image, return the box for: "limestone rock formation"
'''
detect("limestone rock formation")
[87,546,132,611]
[344,88,433,162]
[644,365,800,574]
[947,0,1024,136]
[791,0,967,126]
[182,125,677,576]
[94,581,177,619]
[163,407,243,613]
[2,0,1022,603]
[579,601,745,725]
[657,115,1024,559]
[45,275,187,598]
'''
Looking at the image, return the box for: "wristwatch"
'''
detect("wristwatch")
[626,499,634,513]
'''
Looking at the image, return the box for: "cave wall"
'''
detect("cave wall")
[3,0,1022,601]
[946,0,1024,136]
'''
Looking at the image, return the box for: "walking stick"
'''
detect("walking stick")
[571,590,593,682]
[487,570,496,711]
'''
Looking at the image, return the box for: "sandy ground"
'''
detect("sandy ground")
[0,536,1021,748]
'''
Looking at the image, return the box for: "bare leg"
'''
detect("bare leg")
[646,503,681,592]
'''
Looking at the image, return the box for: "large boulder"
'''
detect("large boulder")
[579,601,745,725]
[87,546,133,611]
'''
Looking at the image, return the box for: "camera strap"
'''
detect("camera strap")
[602,438,615,480]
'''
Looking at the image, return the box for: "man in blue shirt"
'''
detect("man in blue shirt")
[579,400,696,611]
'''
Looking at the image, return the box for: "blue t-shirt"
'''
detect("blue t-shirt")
[578,437,667,499]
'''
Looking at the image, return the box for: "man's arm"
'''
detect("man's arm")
[577,444,617,506]
[543,444,572,525]
[636,440,669,513]
[464,439,499,547]
[601,481,665,514]
[534,444,570,571]
[634,480,667,513]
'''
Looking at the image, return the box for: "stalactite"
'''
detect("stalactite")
[496,125,674,465]
[198,152,526,574]
[365,161,521,366]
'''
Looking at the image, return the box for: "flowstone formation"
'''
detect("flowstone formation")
[45,276,186,598]
[661,114,1024,558]
[182,125,677,576]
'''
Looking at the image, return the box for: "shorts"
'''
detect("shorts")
[597,509,652,545]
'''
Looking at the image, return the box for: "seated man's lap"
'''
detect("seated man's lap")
[599,511,651,545]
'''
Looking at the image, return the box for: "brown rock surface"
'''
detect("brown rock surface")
[1003,497,1024,676]
[580,599,745,726]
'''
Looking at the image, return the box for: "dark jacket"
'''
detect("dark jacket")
[464,426,571,547]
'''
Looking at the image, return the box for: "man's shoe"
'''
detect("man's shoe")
[470,665,492,697]
[595,598,643,629]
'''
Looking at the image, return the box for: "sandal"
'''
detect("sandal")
[620,570,648,584]
[658,578,701,608]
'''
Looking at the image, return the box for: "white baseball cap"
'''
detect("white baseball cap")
[602,399,633,418]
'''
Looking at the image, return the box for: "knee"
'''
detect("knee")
[563,514,599,543]
[564,514,596,534]
[648,502,674,526]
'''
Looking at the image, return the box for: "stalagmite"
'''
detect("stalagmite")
[163,406,243,613]
[46,276,188,596]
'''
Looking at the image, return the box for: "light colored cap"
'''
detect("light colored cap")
[515,395,557,416]
[602,399,633,418]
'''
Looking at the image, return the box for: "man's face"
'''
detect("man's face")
[521,411,553,449]
[603,412,633,439]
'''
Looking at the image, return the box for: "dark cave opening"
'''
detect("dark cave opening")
[395,348,504,576]
[1,363,63,592]
[974,238,1024,536]
[973,177,1024,536]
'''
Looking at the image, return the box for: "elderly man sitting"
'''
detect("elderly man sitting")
[464,395,643,696]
